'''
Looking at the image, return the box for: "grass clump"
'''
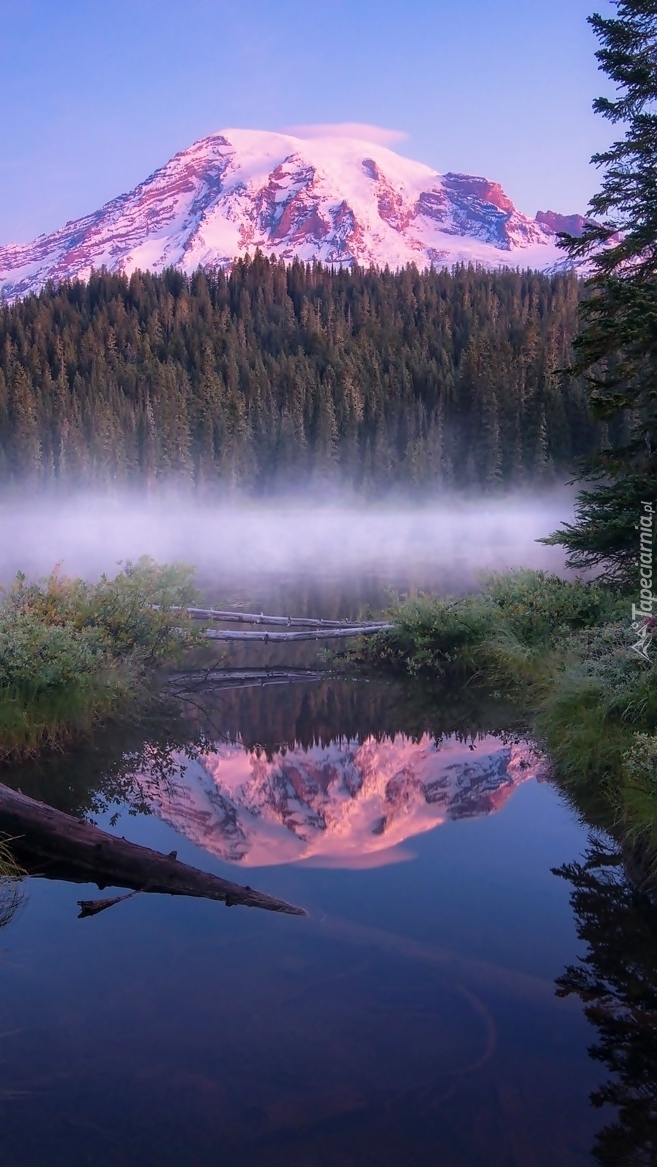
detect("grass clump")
[0,558,199,759]
[0,833,24,930]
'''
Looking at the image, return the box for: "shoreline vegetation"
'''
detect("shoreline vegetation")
[0,557,199,760]
[351,569,657,882]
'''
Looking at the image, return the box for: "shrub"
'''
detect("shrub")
[0,558,199,758]
[356,570,619,688]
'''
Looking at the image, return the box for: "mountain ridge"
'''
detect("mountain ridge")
[0,128,580,302]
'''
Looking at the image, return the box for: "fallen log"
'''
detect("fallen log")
[184,607,383,629]
[0,782,305,917]
[201,623,391,643]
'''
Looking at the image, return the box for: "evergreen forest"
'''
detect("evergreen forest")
[0,257,599,492]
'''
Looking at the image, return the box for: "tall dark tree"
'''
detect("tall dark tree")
[545,1,657,580]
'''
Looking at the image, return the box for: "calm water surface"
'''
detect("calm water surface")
[0,525,645,1166]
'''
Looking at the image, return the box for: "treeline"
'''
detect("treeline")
[0,257,600,491]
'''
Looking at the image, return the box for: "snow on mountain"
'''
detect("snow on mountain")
[135,733,548,868]
[0,129,577,302]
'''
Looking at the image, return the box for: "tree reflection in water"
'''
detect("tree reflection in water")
[554,836,657,1166]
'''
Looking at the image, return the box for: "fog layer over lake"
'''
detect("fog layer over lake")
[0,490,574,594]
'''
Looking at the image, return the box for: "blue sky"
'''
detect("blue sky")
[1,0,614,244]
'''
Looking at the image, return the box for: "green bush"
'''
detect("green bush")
[0,558,200,758]
[624,734,657,793]
[357,570,618,687]
[483,570,615,646]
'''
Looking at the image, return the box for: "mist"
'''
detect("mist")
[0,489,575,605]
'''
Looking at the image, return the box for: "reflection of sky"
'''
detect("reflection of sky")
[137,734,546,868]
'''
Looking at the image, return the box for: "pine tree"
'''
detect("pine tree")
[8,367,41,479]
[544,0,657,579]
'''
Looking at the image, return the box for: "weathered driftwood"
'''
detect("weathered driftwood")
[185,607,383,630]
[0,782,305,917]
[163,605,391,642]
[202,623,390,643]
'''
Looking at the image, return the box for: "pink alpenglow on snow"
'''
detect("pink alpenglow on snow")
[135,734,548,869]
[0,129,580,302]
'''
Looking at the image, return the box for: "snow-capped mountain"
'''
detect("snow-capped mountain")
[0,129,578,302]
[135,734,548,868]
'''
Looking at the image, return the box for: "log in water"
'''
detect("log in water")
[201,624,391,642]
[165,606,393,640]
[0,782,306,917]
[186,607,386,629]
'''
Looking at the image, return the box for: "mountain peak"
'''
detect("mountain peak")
[0,129,575,302]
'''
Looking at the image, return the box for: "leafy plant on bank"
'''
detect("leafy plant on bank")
[0,557,199,758]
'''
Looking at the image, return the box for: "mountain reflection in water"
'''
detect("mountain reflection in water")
[136,734,547,867]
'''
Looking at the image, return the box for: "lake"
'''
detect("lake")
[0,497,642,1166]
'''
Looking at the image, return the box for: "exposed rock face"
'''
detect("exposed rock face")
[535,210,589,237]
[0,129,578,301]
[136,734,549,868]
